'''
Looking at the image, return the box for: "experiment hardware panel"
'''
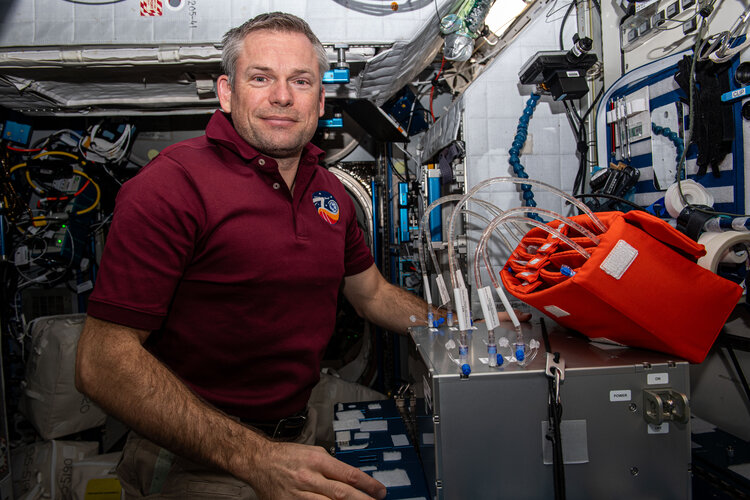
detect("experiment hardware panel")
[410,321,692,500]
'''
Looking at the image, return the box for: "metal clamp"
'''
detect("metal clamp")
[546,353,565,403]
[643,389,690,425]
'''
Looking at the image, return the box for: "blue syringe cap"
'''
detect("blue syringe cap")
[461,364,471,376]
[515,346,525,361]
[560,265,576,277]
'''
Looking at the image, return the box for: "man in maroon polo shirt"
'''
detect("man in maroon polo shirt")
[74,12,406,500]
[75,12,520,500]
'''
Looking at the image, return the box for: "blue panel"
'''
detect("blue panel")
[399,207,409,242]
[322,68,350,84]
[398,182,408,207]
[335,418,412,453]
[3,120,32,145]
[428,176,441,242]
[649,90,684,112]
[317,117,343,128]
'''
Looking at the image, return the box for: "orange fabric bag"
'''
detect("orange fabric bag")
[499,211,742,363]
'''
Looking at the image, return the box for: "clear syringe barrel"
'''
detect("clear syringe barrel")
[459,330,469,365]
[487,328,497,367]
[448,176,606,292]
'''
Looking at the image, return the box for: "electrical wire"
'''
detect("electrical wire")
[78,123,134,164]
[9,152,101,215]
[430,56,447,122]
[14,224,76,289]
[555,0,605,196]
[558,0,576,52]
[546,0,576,22]
[574,193,647,211]
[6,146,42,153]
[571,86,604,196]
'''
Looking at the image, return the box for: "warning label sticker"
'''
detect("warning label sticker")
[140,0,163,16]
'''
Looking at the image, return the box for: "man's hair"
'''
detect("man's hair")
[221,12,329,89]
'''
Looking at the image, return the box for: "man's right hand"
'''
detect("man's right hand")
[248,441,387,500]
[76,317,384,499]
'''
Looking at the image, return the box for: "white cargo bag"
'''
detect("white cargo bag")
[20,314,107,440]
[71,452,123,500]
[11,440,99,500]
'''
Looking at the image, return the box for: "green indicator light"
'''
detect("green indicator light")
[62,224,66,228]
[57,239,63,244]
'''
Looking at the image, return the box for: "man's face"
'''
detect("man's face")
[217,29,325,159]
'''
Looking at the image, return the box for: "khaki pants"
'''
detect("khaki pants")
[116,407,318,499]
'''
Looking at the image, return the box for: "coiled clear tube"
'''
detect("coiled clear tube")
[418,194,524,310]
[473,212,591,348]
[473,206,598,292]
[448,176,606,293]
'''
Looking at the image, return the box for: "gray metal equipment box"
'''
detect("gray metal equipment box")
[410,320,692,500]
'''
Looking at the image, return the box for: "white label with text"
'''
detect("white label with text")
[609,390,632,402]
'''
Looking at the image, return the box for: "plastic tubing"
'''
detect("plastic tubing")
[419,195,527,281]
[472,212,591,340]
[473,206,598,291]
[419,208,512,327]
[419,194,520,307]
[447,176,606,292]
[421,195,499,278]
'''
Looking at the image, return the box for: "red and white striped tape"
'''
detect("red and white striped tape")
[140,0,163,16]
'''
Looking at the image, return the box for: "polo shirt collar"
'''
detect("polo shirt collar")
[205,111,325,173]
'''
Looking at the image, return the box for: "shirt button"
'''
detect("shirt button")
[272,182,280,190]
[258,158,266,166]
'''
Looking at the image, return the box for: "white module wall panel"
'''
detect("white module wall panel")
[0,0,451,113]
[0,0,444,46]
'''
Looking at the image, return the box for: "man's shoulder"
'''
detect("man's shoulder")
[131,135,218,186]
[159,134,215,160]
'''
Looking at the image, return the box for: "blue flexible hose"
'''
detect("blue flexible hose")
[509,93,543,222]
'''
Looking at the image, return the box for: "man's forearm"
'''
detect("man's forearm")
[75,317,267,484]
[361,283,433,334]
[343,266,527,336]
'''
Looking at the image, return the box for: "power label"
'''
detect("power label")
[609,390,632,402]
